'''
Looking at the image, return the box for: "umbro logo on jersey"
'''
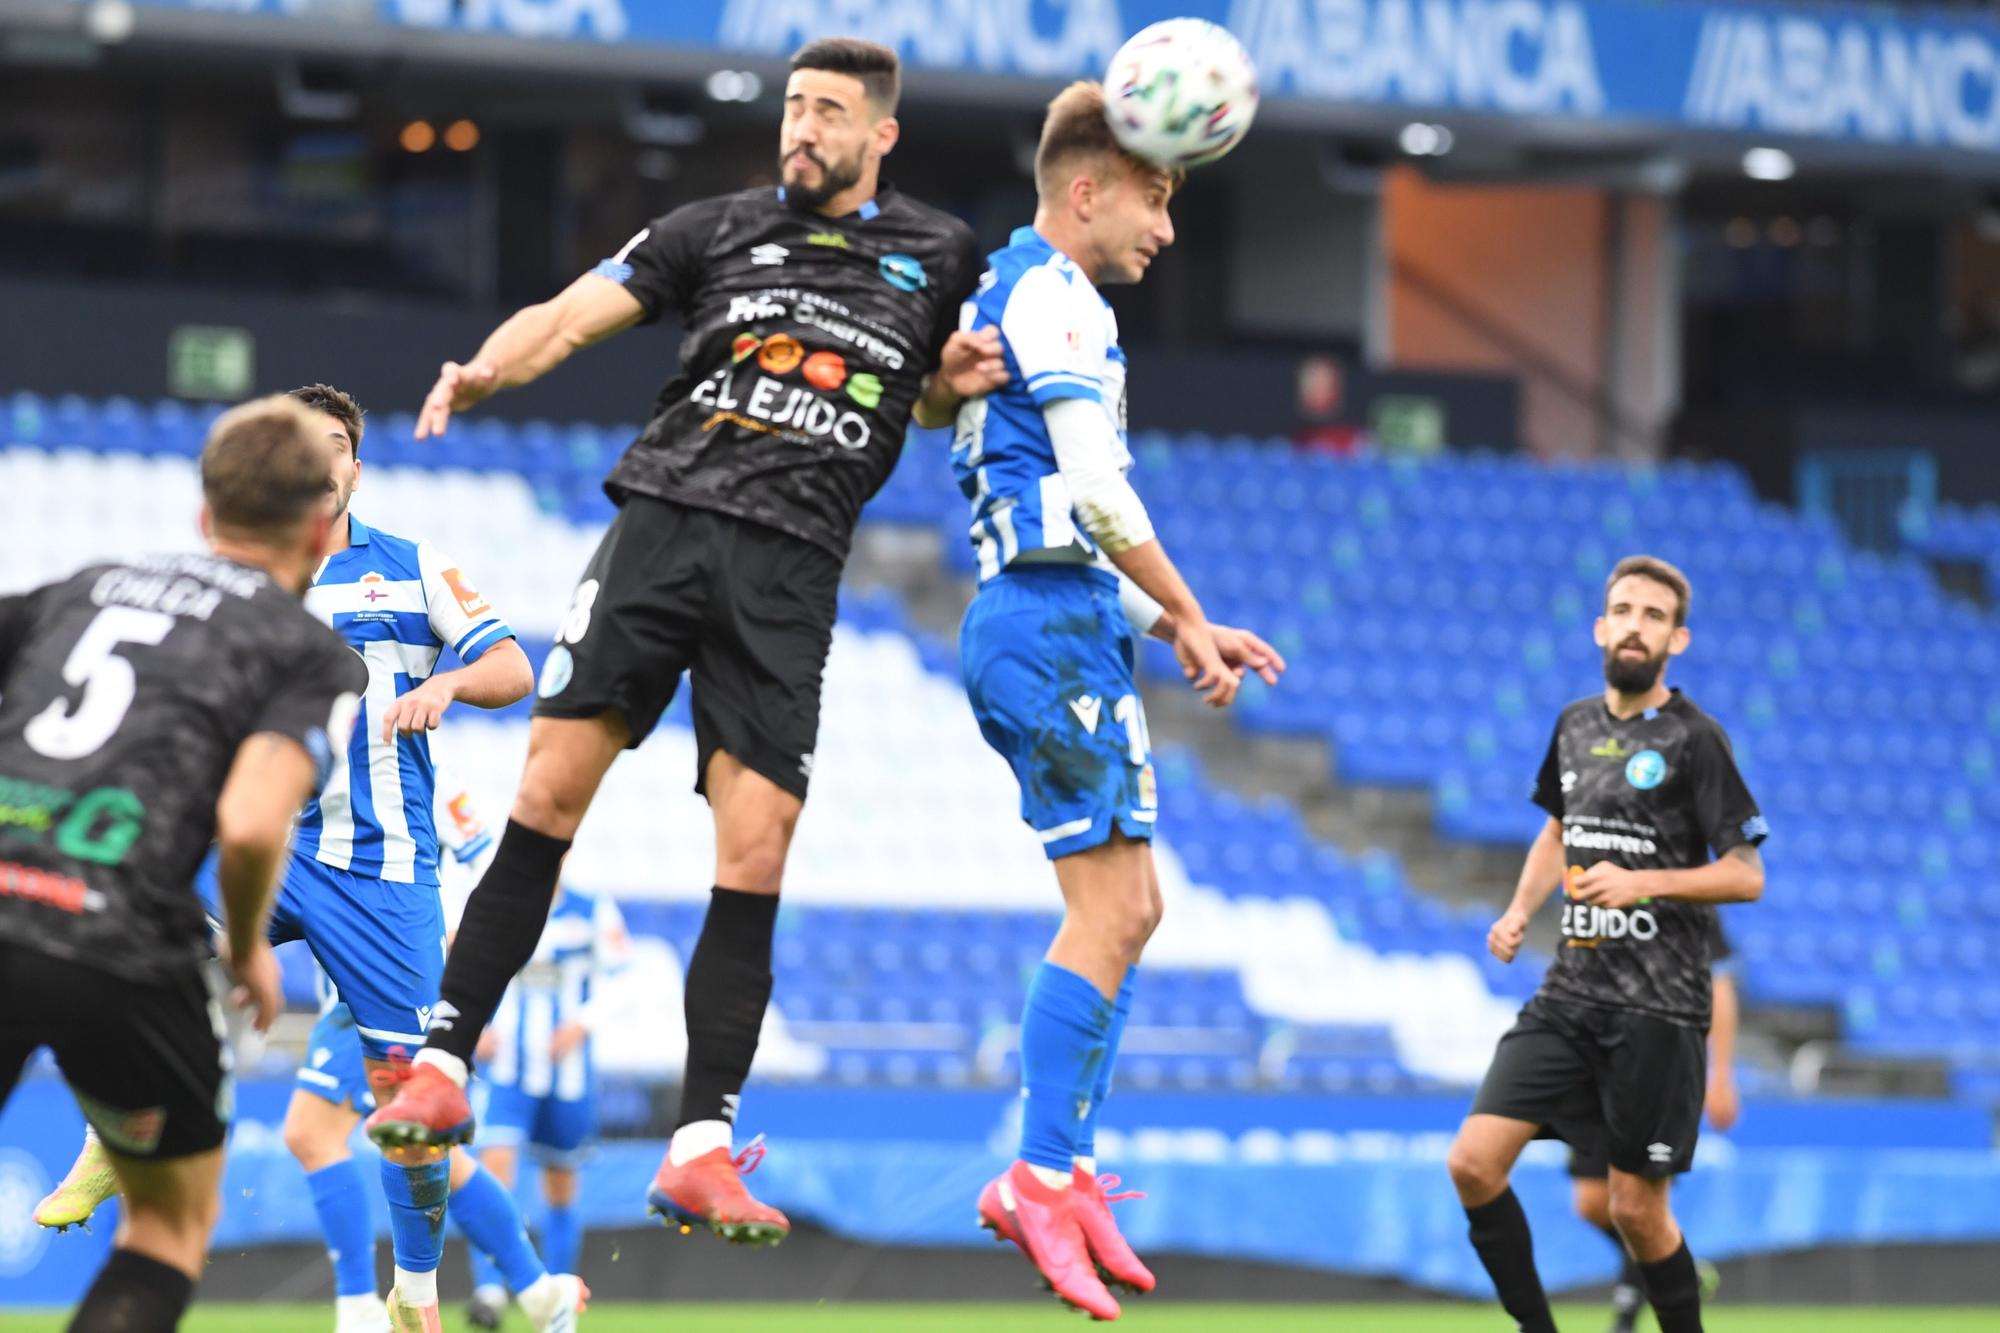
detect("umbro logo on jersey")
[1069,695,1102,734]
[750,243,789,266]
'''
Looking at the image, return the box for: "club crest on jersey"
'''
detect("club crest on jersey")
[1625,749,1667,790]
[879,252,928,292]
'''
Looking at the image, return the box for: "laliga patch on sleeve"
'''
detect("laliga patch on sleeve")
[442,568,491,618]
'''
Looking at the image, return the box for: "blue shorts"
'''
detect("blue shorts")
[200,854,445,1061]
[294,1002,374,1111]
[960,567,1158,861]
[474,1080,596,1167]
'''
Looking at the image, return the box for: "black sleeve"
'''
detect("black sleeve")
[252,631,366,793]
[592,200,718,326]
[1687,722,1767,857]
[0,589,35,676]
[923,223,985,371]
[1530,715,1566,820]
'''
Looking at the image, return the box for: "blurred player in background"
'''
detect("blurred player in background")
[951,81,1282,1321]
[0,397,362,1332]
[1570,919,1738,1333]
[30,391,569,1333]
[1447,555,1768,1333]
[463,878,636,1330]
[364,36,1005,1248]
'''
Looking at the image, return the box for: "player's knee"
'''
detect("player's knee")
[1446,1141,1505,1204]
[1607,1186,1668,1245]
[282,1117,340,1171]
[511,780,586,841]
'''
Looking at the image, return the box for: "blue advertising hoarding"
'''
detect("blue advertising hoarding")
[104,0,2000,153]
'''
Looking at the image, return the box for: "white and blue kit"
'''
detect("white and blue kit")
[202,514,513,1060]
[473,889,633,1165]
[294,770,499,1110]
[952,226,1158,860]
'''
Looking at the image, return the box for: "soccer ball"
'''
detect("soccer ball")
[1104,19,1259,170]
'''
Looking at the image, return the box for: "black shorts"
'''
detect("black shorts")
[1471,994,1705,1178]
[0,943,230,1160]
[533,496,841,801]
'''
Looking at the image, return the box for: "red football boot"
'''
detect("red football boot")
[647,1136,790,1247]
[1073,1168,1155,1295]
[978,1161,1122,1321]
[364,1056,475,1151]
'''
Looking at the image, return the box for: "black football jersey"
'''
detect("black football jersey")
[1530,689,1767,1027]
[595,185,983,559]
[0,554,364,981]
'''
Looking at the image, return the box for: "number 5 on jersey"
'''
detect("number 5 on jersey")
[24,607,175,760]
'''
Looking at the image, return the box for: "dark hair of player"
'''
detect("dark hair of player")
[200,396,333,538]
[790,37,901,114]
[1605,553,1692,627]
[1033,81,1182,202]
[287,381,366,457]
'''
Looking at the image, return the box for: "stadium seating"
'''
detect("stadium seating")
[8,389,1996,1103]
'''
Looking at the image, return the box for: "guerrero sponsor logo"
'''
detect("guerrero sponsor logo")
[1562,823,1658,856]
[725,291,911,368]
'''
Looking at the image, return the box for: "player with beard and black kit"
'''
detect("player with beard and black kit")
[364,35,1008,1245]
[1445,555,1768,1333]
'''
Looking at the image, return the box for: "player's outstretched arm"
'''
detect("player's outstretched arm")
[415,274,647,439]
[213,732,321,1030]
[379,638,533,742]
[1489,817,1567,963]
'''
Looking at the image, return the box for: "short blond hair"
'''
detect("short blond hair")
[1034,80,1177,202]
[200,396,329,539]
[1605,554,1692,627]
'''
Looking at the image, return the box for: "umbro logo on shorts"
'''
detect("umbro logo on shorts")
[1648,1141,1674,1163]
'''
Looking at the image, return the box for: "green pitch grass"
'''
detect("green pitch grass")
[2,1304,1995,1331]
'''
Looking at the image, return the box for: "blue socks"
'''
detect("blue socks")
[451,1162,545,1293]
[1075,970,1135,1163]
[541,1203,582,1277]
[305,1161,376,1298]
[381,1157,451,1275]
[1017,962,1116,1172]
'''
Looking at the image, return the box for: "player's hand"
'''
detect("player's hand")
[381,676,458,742]
[415,360,500,439]
[936,328,1008,400]
[476,1030,499,1064]
[548,1021,588,1062]
[1570,861,1647,909]
[1171,619,1239,708]
[1209,623,1285,687]
[1705,1071,1741,1131]
[1487,908,1530,963]
[228,940,284,1034]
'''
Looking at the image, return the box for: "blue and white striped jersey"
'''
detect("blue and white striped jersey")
[951,226,1131,584]
[486,888,633,1101]
[295,516,512,886]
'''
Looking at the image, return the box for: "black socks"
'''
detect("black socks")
[1640,1237,1705,1333]
[429,820,571,1066]
[1464,1188,1557,1333]
[71,1248,193,1333]
[675,886,780,1131]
